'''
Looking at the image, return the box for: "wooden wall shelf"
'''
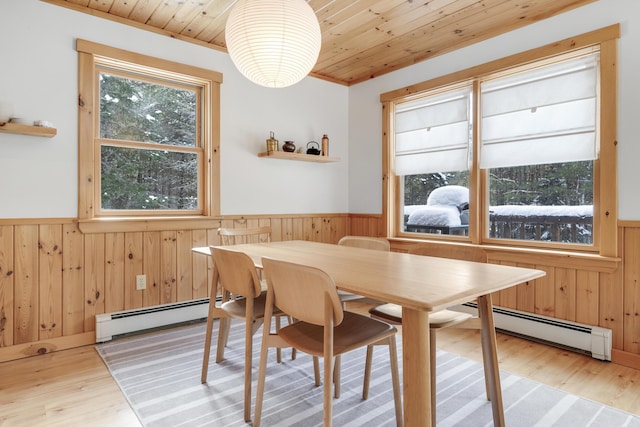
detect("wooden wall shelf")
[258,151,339,163]
[0,122,57,138]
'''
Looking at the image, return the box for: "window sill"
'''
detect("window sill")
[389,237,620,273]
[77,216,222,234]
[481,244,620,273]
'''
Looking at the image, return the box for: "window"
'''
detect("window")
[396,85,472,237]
[76,40,221,231]
[382,26,618,254]
[480,53,598,245]
[99,72,200,212]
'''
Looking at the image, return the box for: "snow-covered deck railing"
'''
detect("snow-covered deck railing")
[489,205,593,243]
[405,204,593,243]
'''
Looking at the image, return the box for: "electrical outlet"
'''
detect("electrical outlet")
[136,274,146,290]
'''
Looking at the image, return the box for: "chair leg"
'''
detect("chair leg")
[288,316,297,360]
[215,317,228,363]
[430,331,437,427]
[479,326,492,401]
[388,337,403,427]
[275,316,282,363]
[200,310,216,383]
[361,339,403,425]
[362,345,374,399]
[313,356,321,386]
[323,354,334,427]
[222,315,232,347]
[333,355,341,398]
[254,331,270,427]
[243,317,253,422]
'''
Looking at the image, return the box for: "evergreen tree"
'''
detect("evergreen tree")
[99,73,198,210]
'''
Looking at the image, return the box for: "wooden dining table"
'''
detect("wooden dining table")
[193,240,545,427]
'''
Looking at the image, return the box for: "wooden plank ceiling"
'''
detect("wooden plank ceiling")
[43,0,596,85]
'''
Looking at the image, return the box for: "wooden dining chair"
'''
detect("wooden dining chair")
[367,244,489,426]
[218,225,272,246]
[337,235,391,251]
[216,226,293,361]
[200,246,288,422]
[254,257,403,427]
[336,236,391,306]
[333,236,392,398]
[216,226,272,335]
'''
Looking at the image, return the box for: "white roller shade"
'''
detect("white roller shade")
[395,86,472,175]
[480,53,599,169]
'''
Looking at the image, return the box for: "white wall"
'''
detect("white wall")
[0,0,349,218]
[4,1,638,220]
[348,0,640,220]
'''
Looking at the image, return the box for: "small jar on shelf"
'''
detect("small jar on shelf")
[321,134,329,156]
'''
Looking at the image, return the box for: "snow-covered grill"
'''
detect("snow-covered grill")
[405,185,469,235]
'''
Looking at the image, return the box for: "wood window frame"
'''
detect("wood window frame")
[76,39,222,233]
[381,25,619,257]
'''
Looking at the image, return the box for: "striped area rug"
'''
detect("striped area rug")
[96,321,640,427]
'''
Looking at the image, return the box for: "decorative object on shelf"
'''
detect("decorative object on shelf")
[282,141,296,152]
[9,117,28,125]
[266,131,279,152]
[306,141,321,155]
[34,120,55,128]
[321,134,329,156]
[225,0,321,88]
[0,102,12,124]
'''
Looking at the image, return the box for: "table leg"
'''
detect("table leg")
[401,307,431,427]
[477,294,505,427]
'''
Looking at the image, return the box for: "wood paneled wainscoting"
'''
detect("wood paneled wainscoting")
[2,214,639,370]
[390,221,640,370]
[0,214,359,362]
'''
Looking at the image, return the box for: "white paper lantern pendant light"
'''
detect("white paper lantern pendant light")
[225,0,321,88]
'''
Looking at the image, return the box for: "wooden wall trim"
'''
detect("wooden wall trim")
[380,24,620,102]
[619,220,640,227]
[78,217,223,234]
[3,214,369,223]
[484,248,619,273]
[389,238,619,272]
[42,0,228,54]
[77,39,223,83]
[69,213,359,234]
[0,218,75,225]
[0,332,95,363]
[227,213,353,219]
[611,349,640,370]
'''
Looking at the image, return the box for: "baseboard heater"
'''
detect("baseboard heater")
[96,298,210,342]
[454,303,612,361]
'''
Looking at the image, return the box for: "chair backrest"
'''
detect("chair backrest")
[408,244,487,263]
[337,236,390,252]
[218,226,271,246]
[262,257,344,327]
[210,246,263,298]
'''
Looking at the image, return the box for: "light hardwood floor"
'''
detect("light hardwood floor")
[1,302,639,426]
